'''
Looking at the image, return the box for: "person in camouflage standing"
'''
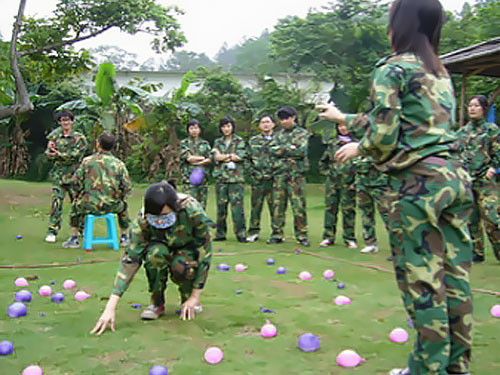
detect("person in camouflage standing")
[318,123,358,249]
[457,95,500,263]
[90,182,213,334]
[267,105,310,247]
[44,110,87,243]
[62,133,132,248]
[318,1,474,374]
[212,116,247,242]
[247,114,276,242]
[180,119,212,209]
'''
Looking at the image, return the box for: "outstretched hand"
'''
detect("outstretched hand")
[180,296,199,321]
[315,102,346,124]
[335,142,361,163]
[90,308,116,335]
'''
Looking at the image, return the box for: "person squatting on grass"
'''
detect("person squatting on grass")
[457,95,500,263]
[91,182,213,335]
[317,0,474,374]
[44,110,88,243]
[63,132,132,249]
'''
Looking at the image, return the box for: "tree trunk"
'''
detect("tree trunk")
[0,117,31,176]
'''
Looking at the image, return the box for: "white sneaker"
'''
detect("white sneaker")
[346,241,358,249]
[246,234,259,242]
[45,233,56,243]
[319,239,334,247]
[389,368,410,375]
[360,245,379,254]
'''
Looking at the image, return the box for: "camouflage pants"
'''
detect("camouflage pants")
[248,178,274,236]
[70,200,130,233]
[469,179,500,259]
[48,182,74,235]
[183,184,208,210]
[144,243,199,306]
[388,158,473,375]
[323,177,356,243]
[358,185,390,246]
[215,183,246,239]
[271,174,308,241]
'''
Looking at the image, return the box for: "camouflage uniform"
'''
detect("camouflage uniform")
[319,136,357,244]
[179,136,212,209]
[70,151,132,232]
[457,118,500,261]
[269,125,309,242]
[348,53,474,375]
[247,133,275,237]
[45,127,87,235]
[111,194,212,306]
[212,134,247,239]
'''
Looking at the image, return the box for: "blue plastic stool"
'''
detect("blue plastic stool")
[83,214,119,251]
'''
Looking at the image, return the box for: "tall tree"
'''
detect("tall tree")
[162,51,215,71]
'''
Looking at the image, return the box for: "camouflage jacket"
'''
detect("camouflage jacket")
[112,193,213,296]
[457,118,500,181]
[248,133,275,183]
[346,53,459,172]
[180,137,212,185]
[212,135,247,184]
[319,136,356,186]
[71,151,132,211]
[45,127,87,184]
[269,125,309,176]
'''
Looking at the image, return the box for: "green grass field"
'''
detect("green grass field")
[1,179,499,375]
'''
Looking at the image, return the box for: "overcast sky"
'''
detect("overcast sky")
[1,0,468,63]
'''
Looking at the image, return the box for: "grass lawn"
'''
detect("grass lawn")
[1,179,499,375]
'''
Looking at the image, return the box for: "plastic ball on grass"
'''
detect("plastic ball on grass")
[15,277,29,287]
[323,269,335,280]
[149,365,168,375]
[75,291,90,301]
[51,293,65,303]
[189,167,205,186]
[298,271,312,281]
[204,347,223,364]
[16,234,23,240]
[491,304,500,318]
[337,282,346,289]
[334,295,351,305]
[266,258,275,265]
[22,365,43,375]
[8,302,27,318]
[389,328,409,343]
[297,333,320,352]
[16,289,32,302]
[336,349,363,367]
[276,266,287,275]
[63,279,76,289]
[235,264,248,272]
[217,263,230,271]
[39,285,52,296]
[260,320,277,338]
[0,340,14,356]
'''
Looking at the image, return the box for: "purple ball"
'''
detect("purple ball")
[15,290,32,302]
[16,234,23,240]
[51,293,65,302]
[0,341,14,356]
[337,282,346,289]
[266,258,275,265]
[217,263,230,271]
[150,365,168,375]
[276,266,287,274]
[298,333,320,352]
[189,168,205,186]
[8,302,27,318]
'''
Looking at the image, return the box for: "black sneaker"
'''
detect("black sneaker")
[119,234,129,247]
[297,239,310,247]
[236,236,247,243]
[266,238,284,244]
[473,254,485,263]
[62,236,80,249]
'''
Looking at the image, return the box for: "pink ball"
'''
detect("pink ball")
[63,280,76,289]
[204,347,223,364]
[336,349,363,367]
[389,328,409,343]
[299,271,312,281]
[235,264,247,272]
[323,269,335,279]
[75,291,90,301]
[334,295,351,305]
[260,323,277,338]
[39,286,52,296]
[15,277,29,287]
[22,365,43,375]
[491,304,500,318]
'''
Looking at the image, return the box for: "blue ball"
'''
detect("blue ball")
[189,168,205,186]
[15,290,32,302]
[266,258,275,265]
[217,263,230,271]
[150,365,168,375]
[16,234,23,240]
[51,293,65,302]
[276,266,287,274]
[337,282,346,289]
[297,333,320,352]
[0,341,14,356]
[8,302,27,318]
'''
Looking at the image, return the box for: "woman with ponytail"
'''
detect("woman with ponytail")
[317,0,474,374]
